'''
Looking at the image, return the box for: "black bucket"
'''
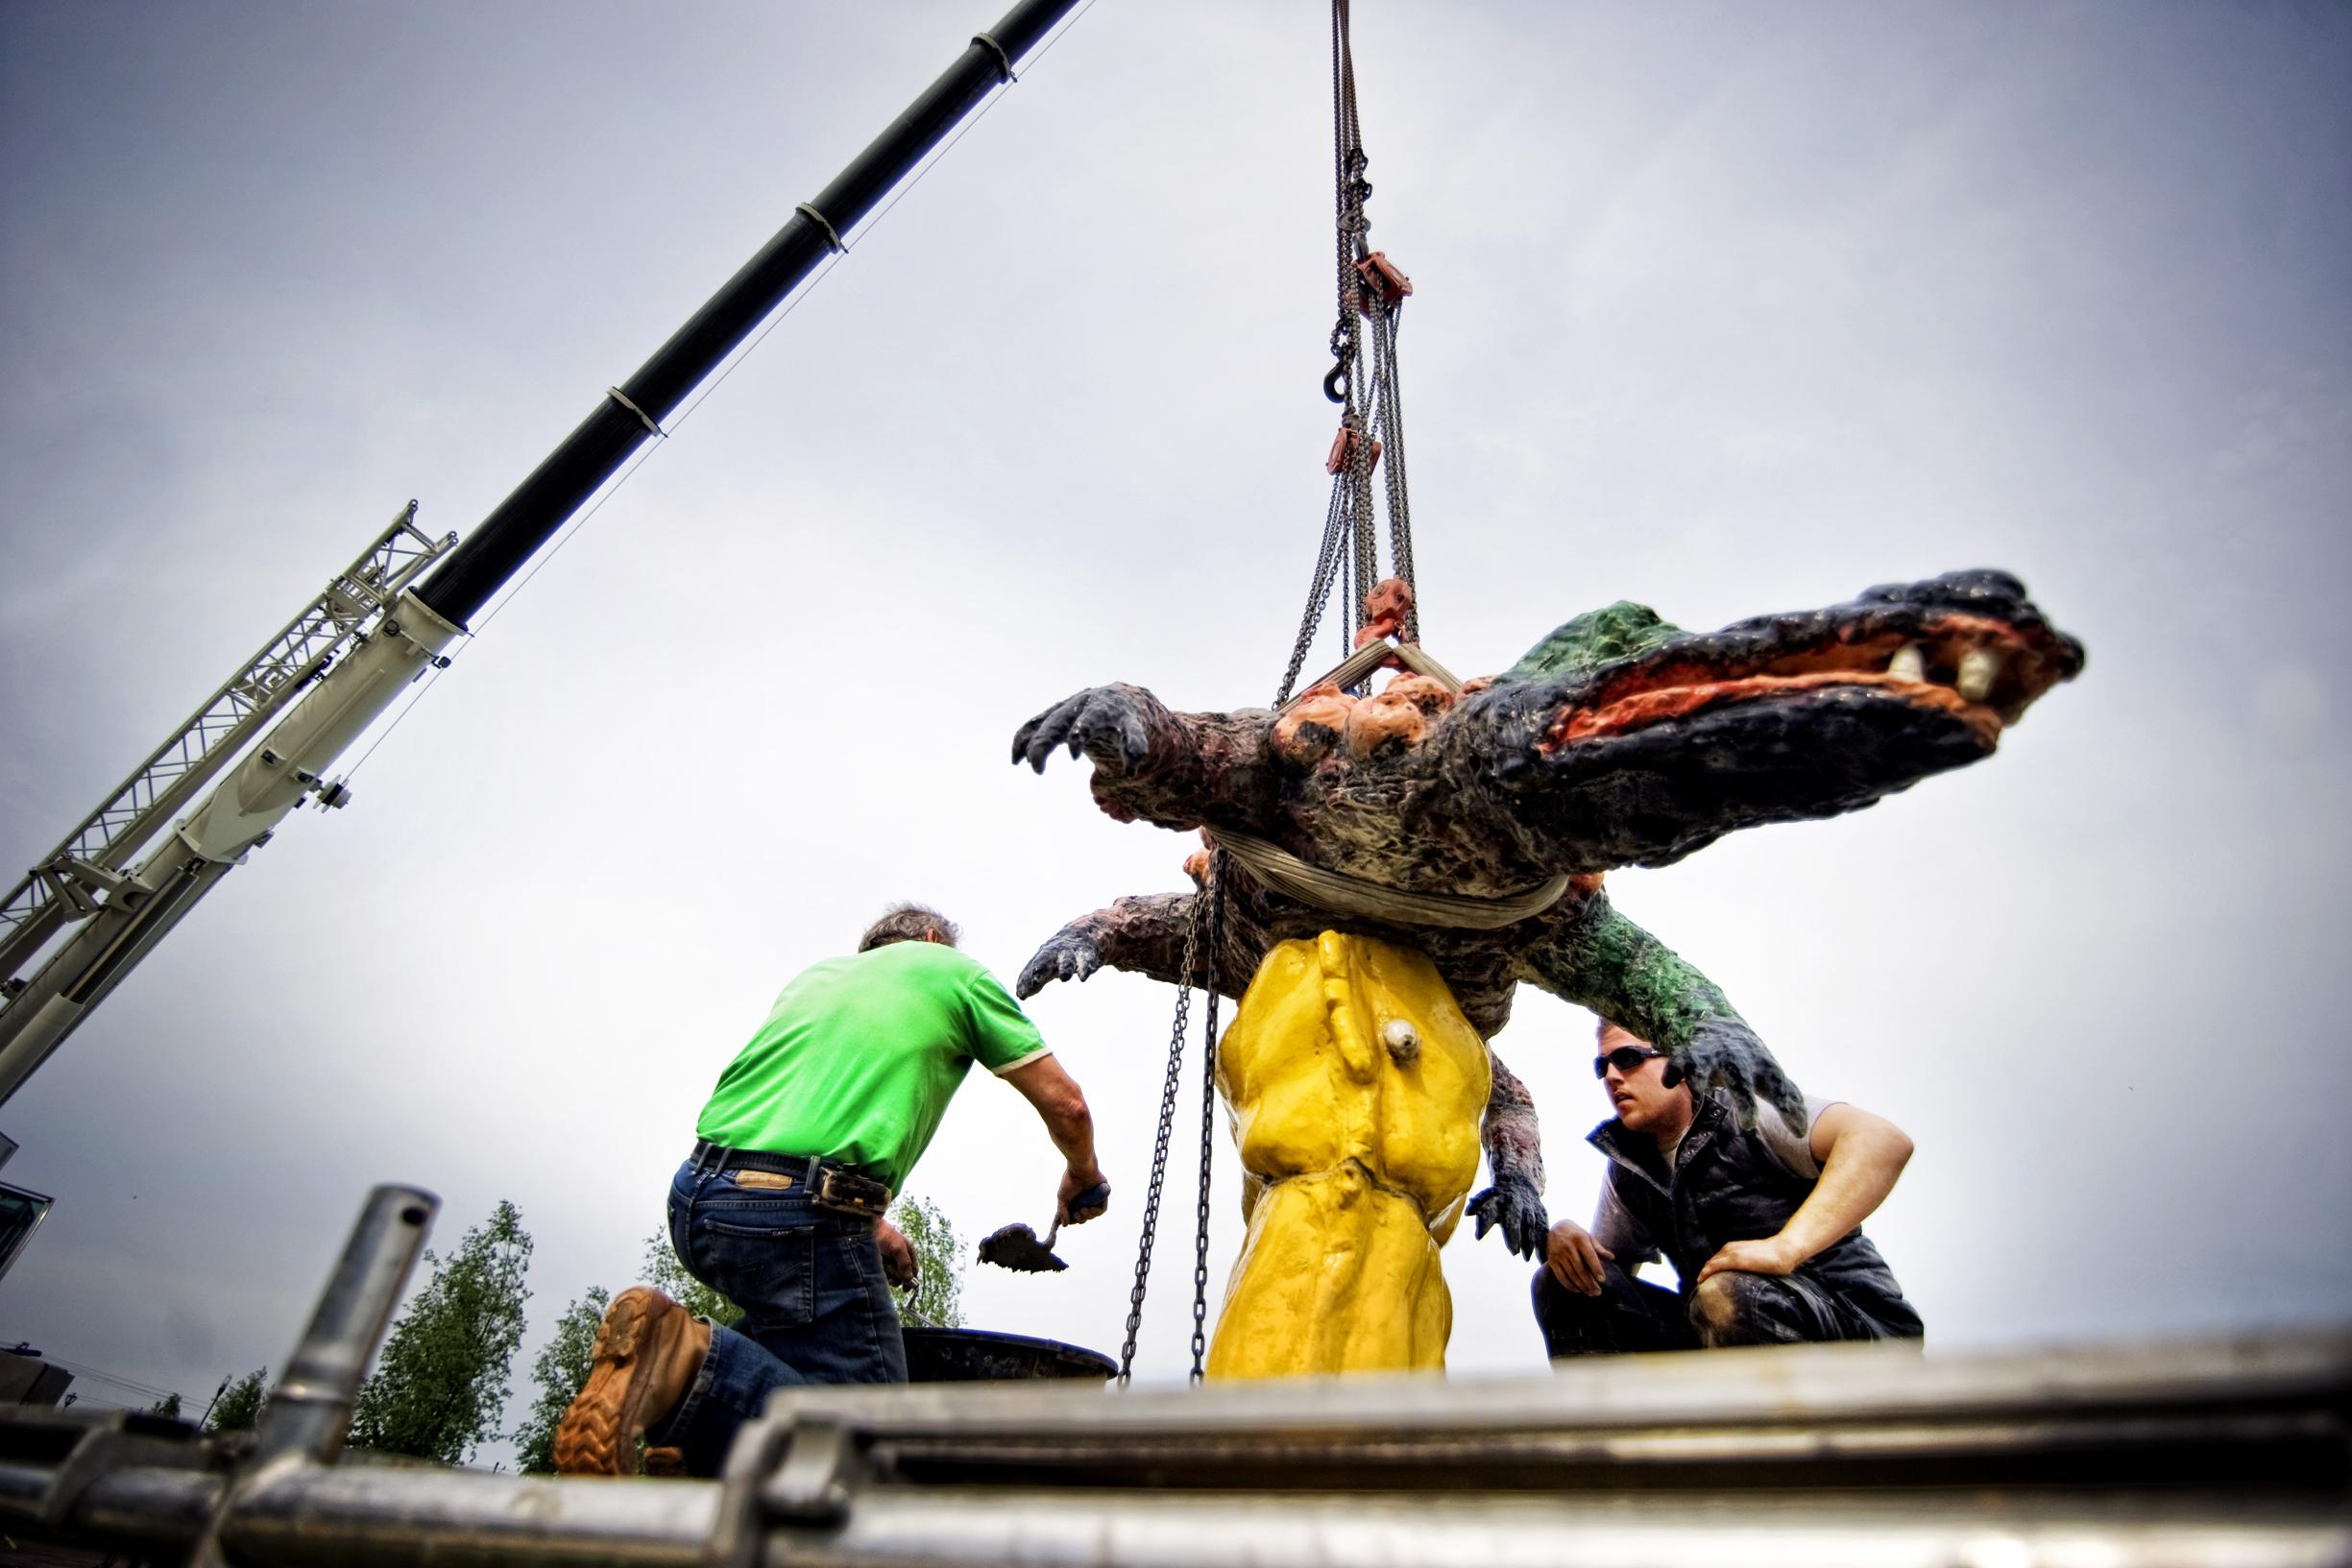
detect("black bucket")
[901,1327,1117,1384]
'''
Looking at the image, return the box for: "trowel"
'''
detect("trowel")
[978,1182,1111,1272]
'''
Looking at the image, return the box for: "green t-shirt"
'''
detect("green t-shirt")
[693,941,1049,1192]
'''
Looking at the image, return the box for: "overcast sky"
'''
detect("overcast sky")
[2,0,2345,1449]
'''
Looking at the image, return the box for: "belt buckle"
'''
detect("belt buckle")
[813,1166,890,1218]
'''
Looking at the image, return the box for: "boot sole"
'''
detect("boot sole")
[553,1288,672,1475]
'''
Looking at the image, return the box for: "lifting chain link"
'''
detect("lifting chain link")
[1281,0,1420,696]
[1273,486,1352,706]
[1116,861,1216,1386]
[1128,0,1426,1386]
[1187,853,1225,1381]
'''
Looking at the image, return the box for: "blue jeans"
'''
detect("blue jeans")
[646,1159,906,1475]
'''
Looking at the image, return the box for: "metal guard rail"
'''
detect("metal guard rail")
[1,1186,2345,1568]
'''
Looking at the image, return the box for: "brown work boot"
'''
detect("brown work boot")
[553,1287,711,1476]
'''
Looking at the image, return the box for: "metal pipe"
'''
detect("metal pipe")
[410,0,1079,628]
[8,1280,2337,1568]
[255,1184,440,1464]
[0,1459,54,1513]
[70,1464,224,1553]
[226,1465,719,1568]
[21,1459,2350,1568]
[764,1493,2352,1568]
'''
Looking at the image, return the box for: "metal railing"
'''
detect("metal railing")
[1,1184,2344,1568]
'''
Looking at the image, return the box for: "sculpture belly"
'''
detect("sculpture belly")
[1208,931,1491,1378]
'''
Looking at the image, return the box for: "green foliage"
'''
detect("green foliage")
[511,1286,609,1474]
[348,1200,533,1465]
[1503,601,1685,684]
[640,1230,741,1327]
[206,1369,267,1433]
[148,1391,182,1419]
[890,1194,963,1329]
[634,1194,963,1334]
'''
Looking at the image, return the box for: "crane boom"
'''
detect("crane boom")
[0,0,1080,1107]
[0,504,453,989]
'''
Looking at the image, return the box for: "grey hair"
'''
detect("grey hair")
[859,903,960,952]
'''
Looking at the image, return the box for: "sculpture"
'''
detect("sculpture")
[1015,569,2083,1375]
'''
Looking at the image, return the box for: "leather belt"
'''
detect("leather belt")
[687,1141,893,1218]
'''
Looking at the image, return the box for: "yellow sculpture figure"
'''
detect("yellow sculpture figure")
[1208,931,1491,1378]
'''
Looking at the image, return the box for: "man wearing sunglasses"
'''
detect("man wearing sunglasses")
[1533,1018,1923,1358]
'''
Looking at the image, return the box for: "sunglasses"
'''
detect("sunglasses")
[1592,1044,1666,1079]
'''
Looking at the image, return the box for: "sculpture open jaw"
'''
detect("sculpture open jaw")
[1542,612,2060,754]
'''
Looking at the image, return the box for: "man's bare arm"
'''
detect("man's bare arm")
[1697,1102,1913,1282]
[1002,1053,1111,1223]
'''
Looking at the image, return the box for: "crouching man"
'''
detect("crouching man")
[1536,1018,1924,1357]
[555,904,1109,1476]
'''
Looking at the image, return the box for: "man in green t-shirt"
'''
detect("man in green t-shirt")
[555,904,1108,1477]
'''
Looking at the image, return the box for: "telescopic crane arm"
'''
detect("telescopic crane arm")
[0,0,1081,1107]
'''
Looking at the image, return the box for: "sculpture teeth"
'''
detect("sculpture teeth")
[1956,645,2003,702]
[1887,643,1926,683]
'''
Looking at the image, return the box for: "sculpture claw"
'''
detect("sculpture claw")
[1673,1018,1806,1134]
[1467,1174,1548,1260]
[1016,923,1103,1000]
[1012,686,1154,778]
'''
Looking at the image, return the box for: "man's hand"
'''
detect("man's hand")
[875,1218,917,1290]
[1695,1234,1801,1285]
[1544,1218,1614,1297]
[1056,1166,1110,1226]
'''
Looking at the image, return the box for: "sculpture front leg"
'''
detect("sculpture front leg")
[1522,891,1806,1130]
[1012,684,1281,834]
[1016,891,1266,1002]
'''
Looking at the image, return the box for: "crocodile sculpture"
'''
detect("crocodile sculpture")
[1012,568,2082,1374]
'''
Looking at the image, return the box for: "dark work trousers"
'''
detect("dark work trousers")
[646,1160,906,1476]
[1531,1259,1903,1358]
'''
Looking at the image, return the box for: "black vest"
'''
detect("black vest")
[1588,1092,1923,1337]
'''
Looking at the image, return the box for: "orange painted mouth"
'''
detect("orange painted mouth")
[1543,613,2057,752]
[1557,669,2002,748]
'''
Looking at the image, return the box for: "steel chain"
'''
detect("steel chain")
[1274,484,1352,706]
[1187,853,1225,1381]
[1115,867,1212,1386]
[1372,308,1418,640]
[1135,0,1422,1387]
[1281,0,1416,692]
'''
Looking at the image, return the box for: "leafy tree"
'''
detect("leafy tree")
[206,1369,267,1433]
[891,1195,963,1329]
[148,1391,182,1419]
[347,1200,533,1464]
[640,1230,742,1326]
[512,1286,608,1474]
[640,1195,963,1330]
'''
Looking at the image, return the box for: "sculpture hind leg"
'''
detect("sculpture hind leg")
[1467,1051,1548,1258]
[1014,891,1270,1003]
